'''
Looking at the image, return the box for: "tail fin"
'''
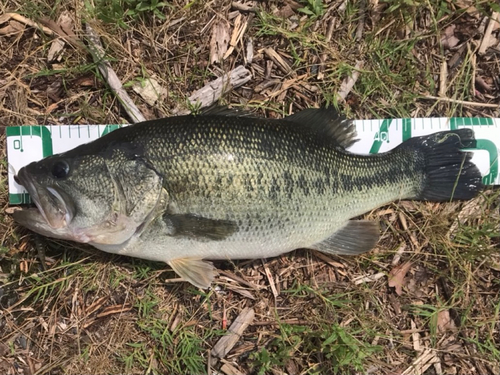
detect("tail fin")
[399,129,483,201]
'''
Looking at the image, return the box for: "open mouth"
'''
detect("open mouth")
[15,168,75,229]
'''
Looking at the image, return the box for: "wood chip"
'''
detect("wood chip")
[246,37,253,64]
[439,59,448,97]
[479,11,500,54]
[210,20,230,64]
[85,24,146,123]
[223,14,249,60]
[402,348,440,375]
[264,47,292,75]
[411,319,421,352]
[220,361,245,375]
[211,307,255,358]
[262,260,279,298]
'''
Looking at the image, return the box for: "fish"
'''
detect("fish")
[13,108,483,288]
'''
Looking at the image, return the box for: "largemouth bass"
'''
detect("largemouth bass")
[13,108,483,288]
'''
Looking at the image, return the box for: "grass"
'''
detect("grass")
[1,0,499,374]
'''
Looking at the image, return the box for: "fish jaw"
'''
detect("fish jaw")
[12,207,88,242]
[15,167,75,229]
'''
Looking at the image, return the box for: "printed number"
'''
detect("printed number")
[13,139,22,150]
[374,131,389,143]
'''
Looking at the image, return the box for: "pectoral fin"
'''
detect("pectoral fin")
[168,258,216,289]
[309,220,379,255]
[163,213,238,241]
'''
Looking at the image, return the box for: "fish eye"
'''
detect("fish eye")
[51,160,70,179]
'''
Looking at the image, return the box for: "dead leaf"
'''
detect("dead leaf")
[47,12,74,62]
[0,20,24,35]
[209,20,230,65]
[441,25,460,49]
[455,0,479,16]
[388,261,412,295]
[132,78,168,106]
[437,310,456,332]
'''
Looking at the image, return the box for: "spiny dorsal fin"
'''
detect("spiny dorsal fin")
[285,107,358,149]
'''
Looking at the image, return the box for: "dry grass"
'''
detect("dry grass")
[1,0,499,374]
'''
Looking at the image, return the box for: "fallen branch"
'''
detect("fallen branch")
[85,24,146,123]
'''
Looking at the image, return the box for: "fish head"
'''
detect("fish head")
[13,151,163,246]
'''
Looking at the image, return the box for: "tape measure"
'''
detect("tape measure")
[6,117,500,204]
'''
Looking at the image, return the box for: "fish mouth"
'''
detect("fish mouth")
[14,168,75,229]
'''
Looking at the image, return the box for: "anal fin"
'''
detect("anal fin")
[168,258,216,289]
[309,220,379,255]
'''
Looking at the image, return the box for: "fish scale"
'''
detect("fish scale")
[13,108,483,288]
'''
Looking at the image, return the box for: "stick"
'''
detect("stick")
[422,95,500,108]
[4,13,55,36]
[438,59,447,97]
[85,24,146,123]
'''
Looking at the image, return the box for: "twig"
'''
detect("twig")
[262,260,279,298]
[438,59,447,97]
[3,13,54,36]
[422,95,500,108]
[478,11,500,55]
[85,24,146,123]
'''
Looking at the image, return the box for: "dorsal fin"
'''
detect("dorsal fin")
[285,107,358,149]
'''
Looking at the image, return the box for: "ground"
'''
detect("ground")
[0,0,499,374]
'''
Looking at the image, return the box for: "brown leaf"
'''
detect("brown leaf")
[0,20,24,35]
[455,0,479,16]
[388,261,412,295]
[441,25,460,49]
[437,309,456,332]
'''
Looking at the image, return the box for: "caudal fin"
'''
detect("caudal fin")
[400,129,483,201]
